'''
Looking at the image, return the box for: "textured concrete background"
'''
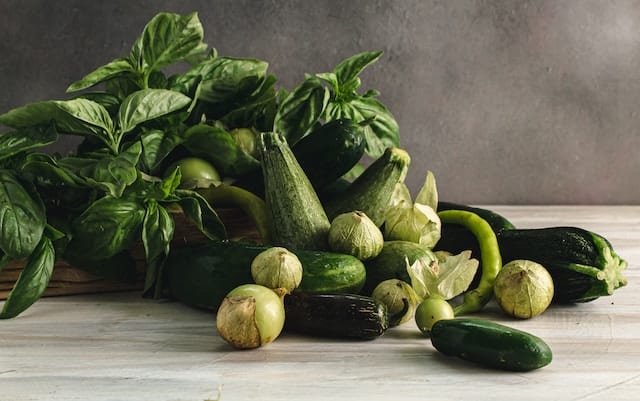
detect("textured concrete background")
[1,0,638,205]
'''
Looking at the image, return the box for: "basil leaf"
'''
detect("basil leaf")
[197,57,269,104]
[140,128,185,173]
[0,125,58,161]
[182,124,259,176]
[0,235,55,319]
[0,99,115,146]
[0,170,46,258]
[141,201,175,297]
[349,96,400,156]
[135,12,206,73]
[117,89,191,135]
[21,153,87,188]
[174,189,226,241]
[84,141,142,197]
[65,196,145,261]
[73,92,122,115]
[139,165,182,202]
[67,58,136,92]
[334,51,383,87]
[273,76,330,144]
[219,74,278,131]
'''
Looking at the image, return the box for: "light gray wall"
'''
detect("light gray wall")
[1,0,638,205]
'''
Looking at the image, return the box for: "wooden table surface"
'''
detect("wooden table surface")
[1,206,639,401]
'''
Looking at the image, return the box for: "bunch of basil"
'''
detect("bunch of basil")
[0,12,399,318]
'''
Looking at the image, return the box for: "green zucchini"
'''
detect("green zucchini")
[362,240,437,295]
[324,147,410,226]
[430,318,553,371]
[498,227,628,303]
[258,131,331,250]
[283,292,389,340]
[233,119,366,197]
[164,241,366,311]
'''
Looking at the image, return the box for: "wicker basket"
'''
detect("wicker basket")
[0,208,261,300]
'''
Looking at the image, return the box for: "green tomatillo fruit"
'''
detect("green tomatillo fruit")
[493,259,554,319]
[216,284,286,349]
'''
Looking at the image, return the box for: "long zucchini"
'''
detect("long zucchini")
[258,131,331,250]
[324,147,410,226]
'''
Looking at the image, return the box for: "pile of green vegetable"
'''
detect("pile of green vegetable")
[0,11,629,372]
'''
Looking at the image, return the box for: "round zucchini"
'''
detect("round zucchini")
[430,318,553,371]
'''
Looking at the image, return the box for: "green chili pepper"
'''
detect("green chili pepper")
[437,209,502,315]
[197,184,272,244]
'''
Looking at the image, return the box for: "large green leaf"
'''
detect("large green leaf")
[0,98,115,150]
[273,76,330,144]
[0,235,55,319]
[0,170,46,258]
[135,12,206,73]
[139,128,185,173]
[334,51,383,88]
[141,201,175,297]
[67,58,136,92]
[197,57,269,104]
[117,89,191,135]
[0,125,58,161]
[65,196,146,261]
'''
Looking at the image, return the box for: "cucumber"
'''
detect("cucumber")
[362,240,437,295]
[233,119,366,197]
[324,147,410,227]
[164,241,366,310]
[259,131,331,250]
[296,250,366,294]
[430,318,553,371]
[284,292,388,340]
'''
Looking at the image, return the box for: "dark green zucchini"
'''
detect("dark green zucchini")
[233,118,366,197]
[498,227,628,303]
[430,318,553,371]
[324,147,411,226]
[164,241,366,311]
[283,292,389,340]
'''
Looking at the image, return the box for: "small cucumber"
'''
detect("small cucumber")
[430,318,553,371]
[324,147,410,226]
[164,241,366,311]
